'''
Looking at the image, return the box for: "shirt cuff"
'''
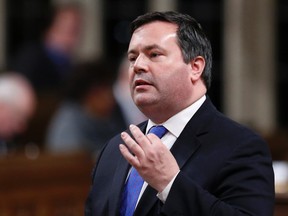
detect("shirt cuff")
[156,170,180,203]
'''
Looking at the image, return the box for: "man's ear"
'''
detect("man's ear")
[189,56,205,82]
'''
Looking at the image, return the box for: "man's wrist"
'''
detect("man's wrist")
[156,170,180,203]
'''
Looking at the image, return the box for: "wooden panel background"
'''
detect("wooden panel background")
[0,152,94,216]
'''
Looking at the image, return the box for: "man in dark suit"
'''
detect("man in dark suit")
[85,11,274,216]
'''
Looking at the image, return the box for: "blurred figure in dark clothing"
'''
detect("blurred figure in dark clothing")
[45,60,126,155]
[9,3,82,93]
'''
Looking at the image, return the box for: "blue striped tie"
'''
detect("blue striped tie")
[120,125,167,216]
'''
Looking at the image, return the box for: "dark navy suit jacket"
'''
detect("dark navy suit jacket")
[85,98,275,216]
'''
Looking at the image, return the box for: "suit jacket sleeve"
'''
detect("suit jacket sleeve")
[161,135,275,216]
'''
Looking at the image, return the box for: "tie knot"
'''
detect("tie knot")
[148,125,167,138]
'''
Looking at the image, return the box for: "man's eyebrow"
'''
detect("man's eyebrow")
[144,44,163,51]
[127,49,137,56]
[128,44,164,55]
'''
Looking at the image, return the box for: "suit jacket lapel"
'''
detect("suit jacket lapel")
[108,122,148,216]
[171,127,201,168]
[108,151,130,216]
[171,97,215,169]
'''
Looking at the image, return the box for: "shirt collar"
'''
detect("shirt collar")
[146,95,206,137]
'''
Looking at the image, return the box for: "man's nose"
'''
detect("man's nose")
[133,55,148,73]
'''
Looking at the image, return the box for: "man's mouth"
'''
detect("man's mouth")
[134,79,152,87]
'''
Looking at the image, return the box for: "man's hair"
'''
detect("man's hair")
[130,11,213,89]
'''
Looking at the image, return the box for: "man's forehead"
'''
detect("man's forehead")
[129,22,178,52]
[128,33,177,54]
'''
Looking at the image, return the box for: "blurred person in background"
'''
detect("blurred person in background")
[8,2,83,146]
[9,2,83,93]
[45,60,126,156]
[0,73,36,155]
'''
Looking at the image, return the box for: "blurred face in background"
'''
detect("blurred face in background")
[0,90,35,140]
[45,7,83,54]
[0,74,36,140]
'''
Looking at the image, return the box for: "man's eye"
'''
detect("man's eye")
[150,53,160,58]
[128,56,136,62]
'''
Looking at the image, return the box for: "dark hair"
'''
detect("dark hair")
[65,60,115,102]
[130,11,213,89]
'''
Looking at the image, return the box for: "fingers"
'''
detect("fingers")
[119,143,141,168]
[146,133,161,145]
[119,124,180,192]
[119,124,155,167]
[129,124,152,147]
[119,124,148,167]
